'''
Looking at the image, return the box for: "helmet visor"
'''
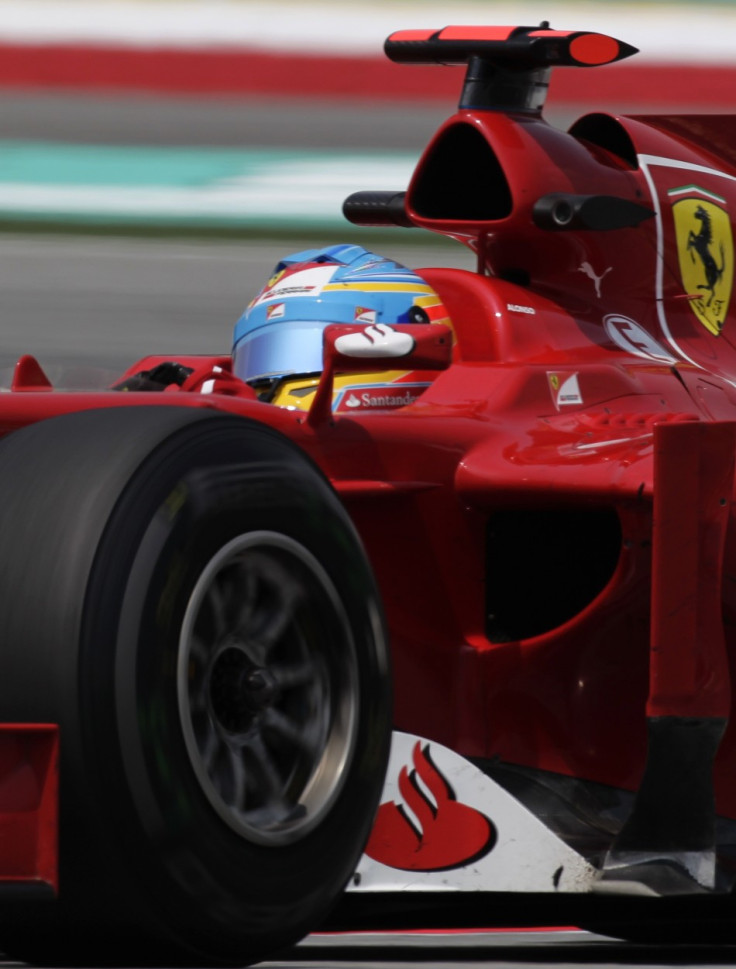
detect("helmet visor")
[232,319,329,384]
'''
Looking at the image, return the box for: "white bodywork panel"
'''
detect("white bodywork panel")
[349,731,597,894]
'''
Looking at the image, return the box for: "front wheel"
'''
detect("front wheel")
[0,406,391,966]
[177,529,360,847]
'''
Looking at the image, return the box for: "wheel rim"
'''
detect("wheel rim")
[178,531,359,845]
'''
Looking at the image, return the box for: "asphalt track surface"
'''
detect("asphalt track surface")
[0,90,722,149]
[0,91,454,149]
[269,928,736,968]
[4,928,736,969]
[0,88,618,150]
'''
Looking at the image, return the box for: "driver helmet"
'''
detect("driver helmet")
[232,243,450,406]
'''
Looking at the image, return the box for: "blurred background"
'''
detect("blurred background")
[0,0,731,381]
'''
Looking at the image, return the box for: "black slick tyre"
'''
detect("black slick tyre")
[0,406,391,966]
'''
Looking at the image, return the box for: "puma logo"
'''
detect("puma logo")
[577,261,612,298]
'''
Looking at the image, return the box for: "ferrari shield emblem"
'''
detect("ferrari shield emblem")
[672,189,734,335]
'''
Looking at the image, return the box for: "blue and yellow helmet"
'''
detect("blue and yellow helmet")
[232,244,449,395]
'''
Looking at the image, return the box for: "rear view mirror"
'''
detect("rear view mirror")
[325,322,452,370]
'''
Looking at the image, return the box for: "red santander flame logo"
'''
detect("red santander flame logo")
[365,742,496,871]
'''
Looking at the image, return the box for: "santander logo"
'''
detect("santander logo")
[364,742,497,872]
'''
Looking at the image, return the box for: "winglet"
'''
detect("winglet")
[385,24,638,112]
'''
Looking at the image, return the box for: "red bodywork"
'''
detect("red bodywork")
[0,726,58,895]
[5,27,736,887]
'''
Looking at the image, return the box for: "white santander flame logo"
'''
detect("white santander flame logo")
[603,314,677,363]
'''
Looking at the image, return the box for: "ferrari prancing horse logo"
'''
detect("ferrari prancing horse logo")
[672,188,734,336]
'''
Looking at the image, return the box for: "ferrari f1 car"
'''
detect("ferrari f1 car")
[1,20,736,966]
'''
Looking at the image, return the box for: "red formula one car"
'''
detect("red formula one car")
[2,20,736,966]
